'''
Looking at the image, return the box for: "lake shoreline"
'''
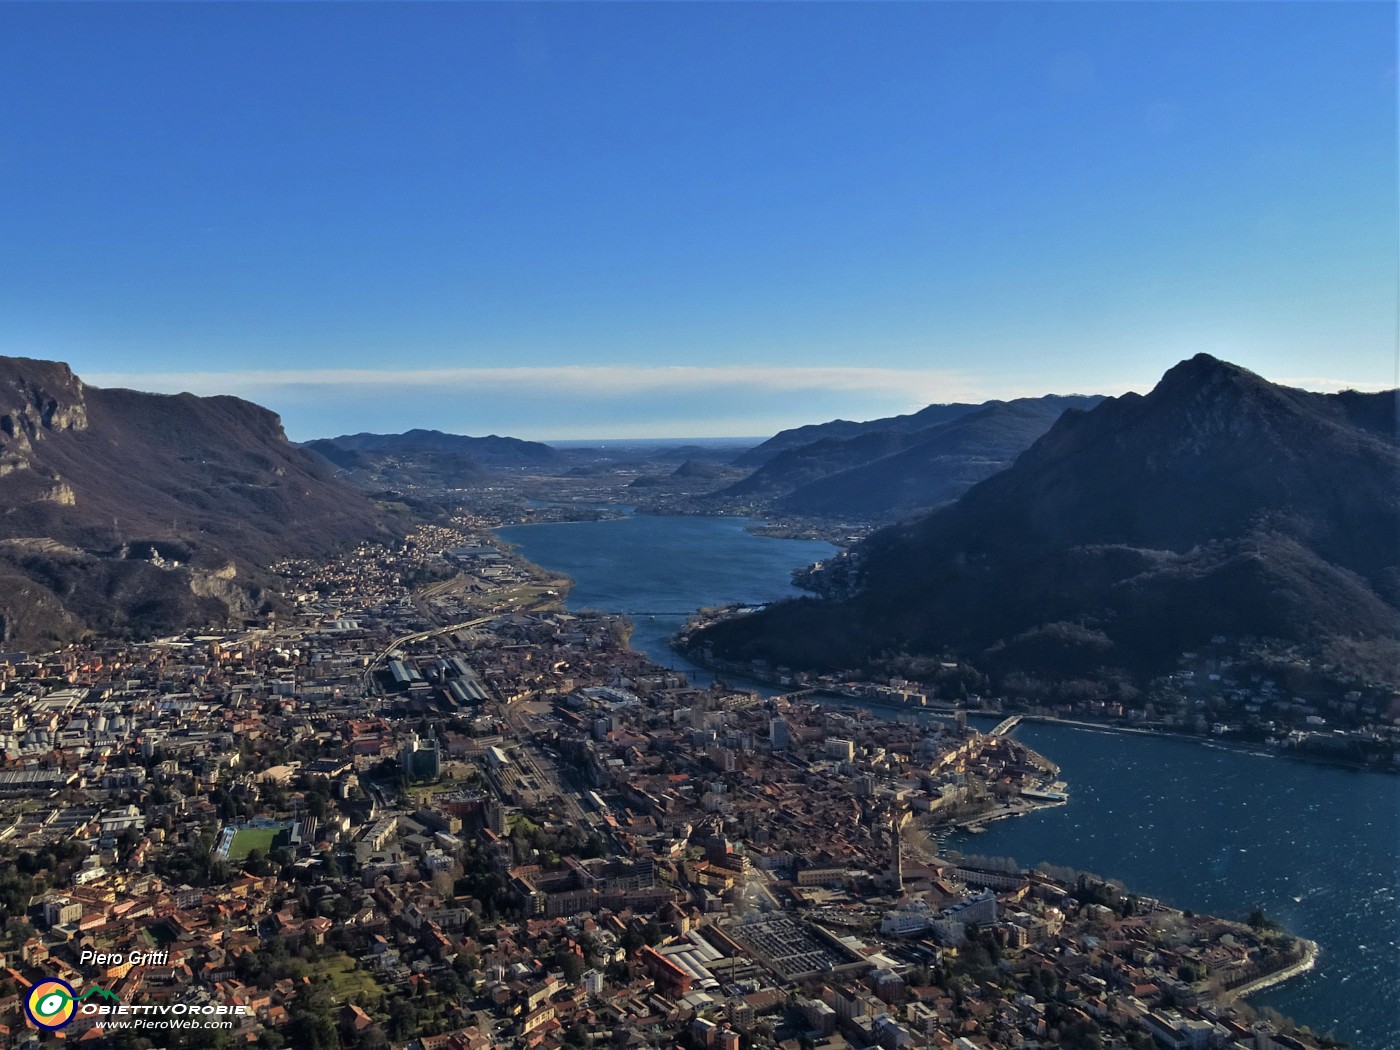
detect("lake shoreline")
[679,649,1396,776]
[1225,939,1321,1004]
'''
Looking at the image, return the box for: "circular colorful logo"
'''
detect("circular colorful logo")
[25,978,77,1030]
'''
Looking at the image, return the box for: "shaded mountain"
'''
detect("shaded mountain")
[631,442,757,464]
[302,439,383,473]
[1299,388,1397,443]
[724,429,917,499]
[672,459,732,480]
[692,356,1400,685]
[733,402,986,466]
[776,395,1103,516]
[628,459,746,490]
[0,357,397,648]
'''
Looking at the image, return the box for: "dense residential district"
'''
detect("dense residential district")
[0,524,1333,1050]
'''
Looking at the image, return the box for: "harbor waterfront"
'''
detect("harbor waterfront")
[944,722,1398,1050]
[500,512,1400,1050]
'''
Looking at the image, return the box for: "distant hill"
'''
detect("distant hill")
[0,357,397,648]
[628,458,746,490]
[303,428,565,489]
[778,397,1100,515]
[691,356,1400,685]
[303,438,488,488]
[722,395,1101,517]
[673,459,728,479]
[724,429,916,499]
[313,429,562,467]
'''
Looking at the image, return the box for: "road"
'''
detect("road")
[360,592,559,695]
[359,615,495,694]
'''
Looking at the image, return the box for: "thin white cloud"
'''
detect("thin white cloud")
[83,363,1390,407]
[80,363,1389,442]
[84,364,996,404]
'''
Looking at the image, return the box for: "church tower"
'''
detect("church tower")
[886,809,904,893]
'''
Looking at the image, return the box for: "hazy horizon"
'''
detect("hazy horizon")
[69,359,1392,443]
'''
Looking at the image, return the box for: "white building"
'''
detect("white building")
[944,889,999,926]
[880,897,934,936]
[826,737,855,762]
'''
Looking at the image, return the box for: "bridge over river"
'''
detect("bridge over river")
[990,714,1023,737]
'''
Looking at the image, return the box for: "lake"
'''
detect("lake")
[496,512,836,686]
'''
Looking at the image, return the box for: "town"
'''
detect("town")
[0,523,1335,1049]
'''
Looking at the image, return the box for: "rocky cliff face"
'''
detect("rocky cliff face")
[0,359,89,446]
[0,360,88,489]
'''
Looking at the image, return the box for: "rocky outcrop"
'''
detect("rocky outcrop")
[0,359,88,453]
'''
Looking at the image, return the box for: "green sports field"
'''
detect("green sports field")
[225,825,286,860]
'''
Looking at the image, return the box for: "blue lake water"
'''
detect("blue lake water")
[947,723,1399,1048]
[495,513,1399,1048]
[496,512,836,686]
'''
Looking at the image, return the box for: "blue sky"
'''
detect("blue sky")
[1,2,1394,440]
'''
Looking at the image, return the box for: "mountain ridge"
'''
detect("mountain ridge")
[690,355,1400,687]
[777,395,1104,516]
[715,394,1102,518]
[732,401,987,466]
[302,428,565,489]
[0,356,399,648]
[310,428,562,465]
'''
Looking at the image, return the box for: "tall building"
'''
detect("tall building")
[886,811,904,893]
[769,717,790,751]
[485,801,508,836]
[399,727,441,781]
[708,745,736,772]
[826,737,854,762]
